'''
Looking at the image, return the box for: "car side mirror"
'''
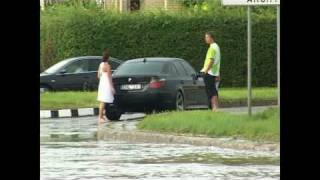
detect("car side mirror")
[197,72,202,78]
[59,69,67,74]
[191,73,198,80]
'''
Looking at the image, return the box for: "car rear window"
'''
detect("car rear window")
[114,61,166,76]
[109,58,121,70]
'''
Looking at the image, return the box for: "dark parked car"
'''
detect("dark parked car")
[40,56,122,92]
[105,57,210,120]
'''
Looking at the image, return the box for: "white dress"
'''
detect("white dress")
[97,62,114,103]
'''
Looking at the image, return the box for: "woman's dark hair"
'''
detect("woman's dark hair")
[102,49,109,62]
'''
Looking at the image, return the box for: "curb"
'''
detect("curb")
[40,107,146,120]
[97,130,280,153]
[40,100,277,119]
[40,107,100,119]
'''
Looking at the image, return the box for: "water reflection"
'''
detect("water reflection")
[41,116,280,180]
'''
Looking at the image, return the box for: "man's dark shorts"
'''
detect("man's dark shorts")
[204,74,218,99]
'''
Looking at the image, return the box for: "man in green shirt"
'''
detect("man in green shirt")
[200,32,221,111]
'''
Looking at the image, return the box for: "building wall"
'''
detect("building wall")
[40,0,183,12]
[165,0,183,11]
[141,0,182,11]
[104,0,119,9]
[141,0,164,10]
[120,0,130,12]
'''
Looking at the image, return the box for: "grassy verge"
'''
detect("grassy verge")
[40,91,98,110]
[40,87,277,110]
[219,87,277,101]
[138,108,279,142]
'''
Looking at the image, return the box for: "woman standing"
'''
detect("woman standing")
[97,49,115,123]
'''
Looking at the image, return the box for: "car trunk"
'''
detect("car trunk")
[113,75,161,92]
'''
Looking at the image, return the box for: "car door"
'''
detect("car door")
[173,61,194,106]
[179,60,208,107]
[88,58,101,90]
[161,62,180,101]
[55,59,90,90]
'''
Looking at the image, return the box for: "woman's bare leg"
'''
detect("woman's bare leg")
[98,102,106,123]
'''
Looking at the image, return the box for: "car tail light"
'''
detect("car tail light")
[149,78,166,89]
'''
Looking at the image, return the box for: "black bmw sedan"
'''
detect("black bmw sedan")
[40,56,122,92]
[106,57,210,120]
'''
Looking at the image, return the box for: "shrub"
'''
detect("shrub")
[40,5,277,87]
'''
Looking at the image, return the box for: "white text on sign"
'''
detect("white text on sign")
[222,0,280,6]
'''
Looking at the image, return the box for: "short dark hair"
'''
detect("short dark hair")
[102,49,109,62]
[205,32,215,40]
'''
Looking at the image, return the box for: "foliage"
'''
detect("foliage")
[40,4,277,87]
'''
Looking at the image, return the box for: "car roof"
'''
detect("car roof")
[62,56,123,63]
[125,57,184,63]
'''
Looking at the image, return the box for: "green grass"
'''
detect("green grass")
[40,91,98,110]
[40,87,277,110]
[219,87,277,101]
[138,107,280,142]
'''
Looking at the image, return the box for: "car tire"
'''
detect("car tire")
[40,85,50,93]
[175,91,185,111]
[145,108,157,114]
[105,104,122,121]
[105,111,122,121]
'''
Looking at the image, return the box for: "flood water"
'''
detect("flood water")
[40,116,280,180]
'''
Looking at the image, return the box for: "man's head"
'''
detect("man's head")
[205,32,215,44]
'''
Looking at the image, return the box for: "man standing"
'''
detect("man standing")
[201,32,221,112]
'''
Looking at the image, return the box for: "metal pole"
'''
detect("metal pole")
[247,6,252,116]
[277,5,280,108]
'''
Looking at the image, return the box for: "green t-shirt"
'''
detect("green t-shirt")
[201,43,221,76]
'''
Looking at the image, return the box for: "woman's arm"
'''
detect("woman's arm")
[106,64,115,95]
[97,65,100,79]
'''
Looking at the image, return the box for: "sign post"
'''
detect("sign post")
[277,5,280,108]
[247,6,252,116]
[222,0,280,115]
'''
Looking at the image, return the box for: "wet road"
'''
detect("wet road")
[40,106,279,180]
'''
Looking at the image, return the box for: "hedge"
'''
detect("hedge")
[40,6,277,87]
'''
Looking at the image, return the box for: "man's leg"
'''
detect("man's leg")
[203,75,211,108]
[211,95,218,111]
[211,76,219,111]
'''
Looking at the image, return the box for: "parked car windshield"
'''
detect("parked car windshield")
[114,61,166,76]
[43,60,70,74]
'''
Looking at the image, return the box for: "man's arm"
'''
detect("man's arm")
[204,58,214,74]
[204,47,215,74]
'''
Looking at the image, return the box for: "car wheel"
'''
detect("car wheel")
[40,85,50,93]
[105,111,122,121]
[175,91,185,111]
[145,108,157,114]
[82,82,91,91]
[105,104,122,121]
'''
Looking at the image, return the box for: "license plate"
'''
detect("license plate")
[120,84,142,90]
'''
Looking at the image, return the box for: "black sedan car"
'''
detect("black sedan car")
[105,57,210,120]
[40,56,122,92]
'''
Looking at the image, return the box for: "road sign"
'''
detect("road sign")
[222,0,280,6]
[222,0,280,115]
